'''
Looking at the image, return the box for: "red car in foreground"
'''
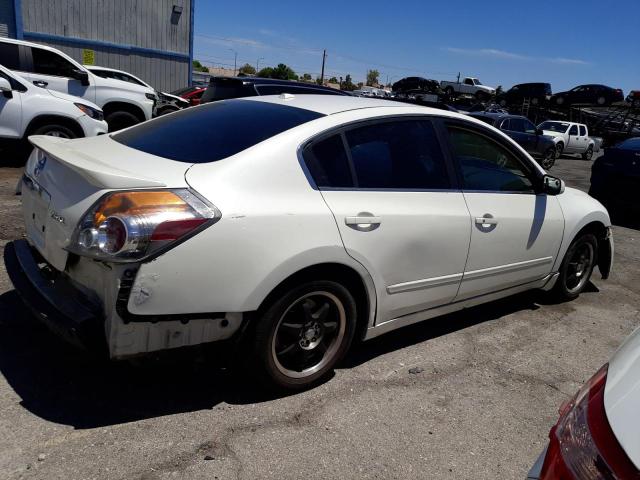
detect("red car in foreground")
[528,327,640,479]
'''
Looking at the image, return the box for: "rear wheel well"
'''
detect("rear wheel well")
[257,263,371,342]
[102,101,145,122]
[24,115,84,139]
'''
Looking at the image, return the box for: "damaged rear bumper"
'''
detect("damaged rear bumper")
[4,239,245,358]
[3,239,105,351]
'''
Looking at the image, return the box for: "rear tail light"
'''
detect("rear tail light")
[540,364,640,479]
[69,189,220,262]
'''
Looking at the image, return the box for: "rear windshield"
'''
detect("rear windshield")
[113,99,324,163]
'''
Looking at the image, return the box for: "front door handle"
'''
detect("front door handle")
[33,80,48,87]
[475,216,498,225]
[345,216,381,226]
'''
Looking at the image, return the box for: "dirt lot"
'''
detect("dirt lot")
[0,152,638,480]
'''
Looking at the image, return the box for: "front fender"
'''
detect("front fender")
[553,187,612,274]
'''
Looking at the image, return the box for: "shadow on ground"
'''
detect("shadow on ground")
[0,283,598,429]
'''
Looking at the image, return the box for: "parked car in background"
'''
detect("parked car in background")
[441,77,496,100]
[469,112,557,168]
[626,90,640,107]
[528,326,640,480]
[173,86,206,107]
[0,38,156,131]
[538,121,599,160]
[200,76,350,104]
[467,103,509,114]
[589,137,640,212]
[5,95,613,390]
[496,83,552,107]
[86,65,189,116]
[392,76,440,95]
[0,64,106,150]
[551,84,624,107]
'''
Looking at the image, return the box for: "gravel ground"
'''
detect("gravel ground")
[0,150,638,480]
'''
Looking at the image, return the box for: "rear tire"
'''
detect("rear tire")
[445,86,455,97]
[552,233,597,301]
[106,111,140,132]
[250,280,357,391]
[582,146,594,161]
[596,96,606,106]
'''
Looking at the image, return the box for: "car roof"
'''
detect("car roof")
[209,76,349,92]
[240,94,467,118]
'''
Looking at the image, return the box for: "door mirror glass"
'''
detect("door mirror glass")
[0,77,12,98]
[536,128,544,135]
[541,175,564,195]
[72,69,90,86]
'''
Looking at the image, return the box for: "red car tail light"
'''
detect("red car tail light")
[69,189,220,262]
[540,364,640,479]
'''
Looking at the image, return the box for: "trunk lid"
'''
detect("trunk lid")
[23,134,190,270]
[605,326,640,470]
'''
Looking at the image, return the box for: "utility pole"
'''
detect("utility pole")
[256,57,264,73]
[228,48,237,75]
[320,49,327,84]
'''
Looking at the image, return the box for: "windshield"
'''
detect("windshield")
[539,121,570,133]
[113,99,324,163]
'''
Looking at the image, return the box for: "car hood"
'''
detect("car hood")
[605,327,640,470]
[540,130,564,138]
[45,88,102,110]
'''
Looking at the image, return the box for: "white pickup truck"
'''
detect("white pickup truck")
[537,120,601,160]
[441,77,496,99]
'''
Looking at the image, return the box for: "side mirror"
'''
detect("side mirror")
[0,77,13,98]
[72,69,90,86]
[536,128,544,135]
[541,174,564,195]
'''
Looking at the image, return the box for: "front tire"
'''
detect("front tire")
[555,142,564,159]
[552,233,597,301]
[106,111,140,132]
[251,280,357,390]
[32,124,77,138]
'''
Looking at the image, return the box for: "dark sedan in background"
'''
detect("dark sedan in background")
[469,113,558,169]
[391,76,440,95]
[496,82,552,107]
[589,137,640,214]
[551,84,624,106]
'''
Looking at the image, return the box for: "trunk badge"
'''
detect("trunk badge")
[34,155,47,177]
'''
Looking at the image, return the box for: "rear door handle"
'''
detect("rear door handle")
[475,216,498,225]
[345,216,381,225]
[33,80,48,87]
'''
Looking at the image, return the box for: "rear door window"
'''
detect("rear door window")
[114,99,324,163]
[579,125,587,136]
[0,43,20,70]
[344,119,450,189]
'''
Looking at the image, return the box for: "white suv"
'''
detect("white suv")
[5,95,614,390]
[0,64,107,144]
[0,38,156,131]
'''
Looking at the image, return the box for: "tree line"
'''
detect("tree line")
[194,60,384,91]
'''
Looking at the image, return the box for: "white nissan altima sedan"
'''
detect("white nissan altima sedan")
[5,94,613,389]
